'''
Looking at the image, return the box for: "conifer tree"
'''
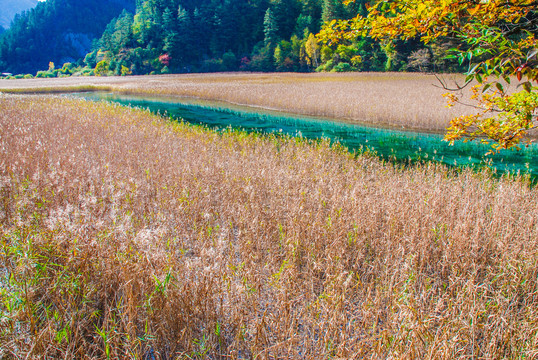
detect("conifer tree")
[321,0,342,23]
[263,8,279,46]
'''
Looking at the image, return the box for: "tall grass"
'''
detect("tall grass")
[0,73,478,132]
[1,94,538,359]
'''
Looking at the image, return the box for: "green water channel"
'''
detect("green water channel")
[74,92,538,178]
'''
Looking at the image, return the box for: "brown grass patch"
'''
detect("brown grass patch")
[1,94,538,359]
[0,72,478,132]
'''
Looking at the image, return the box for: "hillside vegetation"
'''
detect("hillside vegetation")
[1,94,537,358]
[0,0,38,29]
[0,0,462,76]
[0,0,135,74]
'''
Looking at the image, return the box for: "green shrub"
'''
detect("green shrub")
[82,68,94,76]
[94,60,109,76]
[331,62,355,72]
[222,51,237,70]
[36,71,56,78]
[315,59,335,72]
[121,65,131,76]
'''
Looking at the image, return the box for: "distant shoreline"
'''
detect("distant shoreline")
[0,72,474,133]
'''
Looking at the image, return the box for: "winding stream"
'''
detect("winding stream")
[74,92,538,177]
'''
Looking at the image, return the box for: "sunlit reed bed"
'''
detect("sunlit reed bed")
[1,94,538,359]
[0,72,479,132]
[80,91,538,178]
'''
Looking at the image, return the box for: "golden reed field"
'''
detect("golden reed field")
[0,72,478,132]
[1,92,538,359]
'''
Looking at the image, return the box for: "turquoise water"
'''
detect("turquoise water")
[74,92,538,177]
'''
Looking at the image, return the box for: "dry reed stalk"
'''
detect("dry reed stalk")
[1,94,537,359]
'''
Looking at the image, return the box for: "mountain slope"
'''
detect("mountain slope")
[0,0,38,29]
[0,0,135,74]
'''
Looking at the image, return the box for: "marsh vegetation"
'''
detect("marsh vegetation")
[1,94,538,358]
[77,91,538,177]
[0,72,477,132]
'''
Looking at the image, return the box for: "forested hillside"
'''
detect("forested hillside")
[90,0,382,74]
[0,0,462,76]
[0,0,38,30]
[89,0,460,75]
[0,0,135,74]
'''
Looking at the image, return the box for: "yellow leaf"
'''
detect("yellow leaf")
[468,5,481,15]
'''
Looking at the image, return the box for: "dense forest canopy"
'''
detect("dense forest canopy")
[0,0,135,74]
[0,0,463,76]
[91,0,450,74]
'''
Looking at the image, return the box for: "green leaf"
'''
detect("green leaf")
[473,48,484,57]
[522,81,532,93]
[482,83,491,93]
[502,75,511,84]
[495,82,504,92]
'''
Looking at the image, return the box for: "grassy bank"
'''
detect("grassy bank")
[1,95,538,359]
[0,72,477,132]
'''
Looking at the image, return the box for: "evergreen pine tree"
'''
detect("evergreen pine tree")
[263,8,279,46]
[321,0,342,23]
[271,0,301,40]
